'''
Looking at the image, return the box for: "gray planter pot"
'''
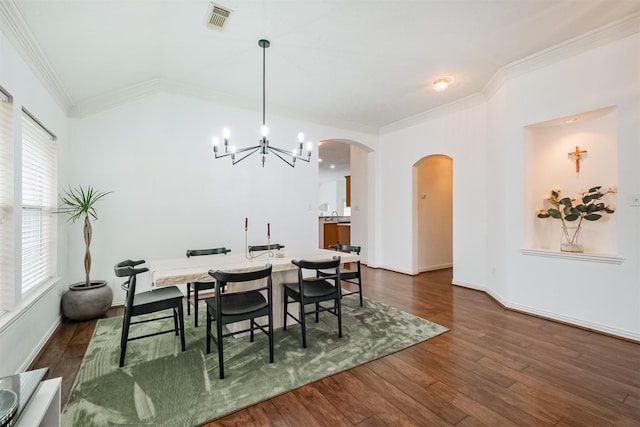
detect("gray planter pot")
[61,280,113,321]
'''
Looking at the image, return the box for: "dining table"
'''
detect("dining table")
[148,248,360,329]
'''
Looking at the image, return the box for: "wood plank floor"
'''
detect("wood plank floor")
[30,267,640,426]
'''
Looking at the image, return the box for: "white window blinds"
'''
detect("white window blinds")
[21,110,57,293]
[0,89,14,311]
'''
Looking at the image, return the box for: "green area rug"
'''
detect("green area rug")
[62,297,447,426]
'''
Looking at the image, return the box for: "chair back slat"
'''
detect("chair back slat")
[186,247,231,257]
[113,260,148,311]
[293,256,341,271]
[248,244,284,252]
[209,264,272,290]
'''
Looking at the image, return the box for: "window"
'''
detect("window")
[0,89,13,312]
[21,109,57,293]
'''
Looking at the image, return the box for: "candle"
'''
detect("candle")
[267,223,270,238]
[245,217,248,230]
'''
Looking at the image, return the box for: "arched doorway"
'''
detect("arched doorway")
[318,139,372,263]
[414,155,453,272]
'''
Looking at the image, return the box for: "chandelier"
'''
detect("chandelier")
[211,39,313,167]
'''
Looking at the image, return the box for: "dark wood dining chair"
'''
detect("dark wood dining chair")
[283,256,342,348]
[114,259,186,367]
[205,264,274,379]
[320,244,363,306]
[185,247,231,327]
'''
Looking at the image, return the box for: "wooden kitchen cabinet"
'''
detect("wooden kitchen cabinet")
[345,175,351,207]
[324,223,338,249]
[337,224,351,246]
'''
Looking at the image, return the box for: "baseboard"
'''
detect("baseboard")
[451,279,639,343]
[506,302,640,342]
[20,315,62,372]
[419,263,453,273]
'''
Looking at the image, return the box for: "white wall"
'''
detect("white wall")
[318,178,346,216]
[486,33,640,340]
[65,92,378,304]
[0,30,69,376]
[378,101,488,280]
[376,33,639,340]
[350,144,369,263]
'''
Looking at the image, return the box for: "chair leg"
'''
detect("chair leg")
[283,293,288,331]
[173,305,179,335]
[120,308,128,349]
[177,302,186,351]
[300,300,307,349]
[217,317,225,379]
[336,296,343,339]
[187,283,192,315]
[268,308,274,364]
[358,279,363,307]
[206,309,212,354]
[250,319,255,342]
[119,312,132,368]
[194,285,200,327]
[315,302,320,323]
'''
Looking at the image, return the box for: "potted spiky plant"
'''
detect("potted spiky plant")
[59,185,114,321]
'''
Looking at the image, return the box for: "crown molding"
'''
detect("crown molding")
[70,77,380,134]
[0,0,73,110]
[68,79,165,117]
[2,1,638,132]
[483,11,640,100]
[383,11,640,134]
[379,93,486,135]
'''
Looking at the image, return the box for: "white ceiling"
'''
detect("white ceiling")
[318,140,351,183]
[3,0,639,135]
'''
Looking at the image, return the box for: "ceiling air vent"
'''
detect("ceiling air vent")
[205,3,232,31]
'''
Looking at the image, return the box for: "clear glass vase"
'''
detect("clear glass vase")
[560,226,583,253]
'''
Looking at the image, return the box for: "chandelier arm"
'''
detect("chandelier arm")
[268,146,312,163]
[214,145,260,159]
[231,148,261,165]
[269,150,296,168]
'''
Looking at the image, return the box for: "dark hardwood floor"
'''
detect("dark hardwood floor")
[30,267,640,426]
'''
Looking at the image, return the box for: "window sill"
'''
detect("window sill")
[520,249,624,264]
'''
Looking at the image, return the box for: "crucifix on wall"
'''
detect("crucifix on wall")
[568,146,588,173]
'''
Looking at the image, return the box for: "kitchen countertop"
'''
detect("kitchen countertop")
[319,216,350,223]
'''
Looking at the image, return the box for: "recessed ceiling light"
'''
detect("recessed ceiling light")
[433,77,453,92]
[330,165,335,169]
[318,158,323,162]
[565,118,579,123]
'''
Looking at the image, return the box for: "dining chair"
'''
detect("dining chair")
[114,259,186,367]
[320,244,363,306]
[205,264,274,379]
[283,256,342,348]
[185,247,231,327]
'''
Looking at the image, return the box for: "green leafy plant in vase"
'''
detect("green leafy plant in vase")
[59,185,113,320]
[537,186,616,253]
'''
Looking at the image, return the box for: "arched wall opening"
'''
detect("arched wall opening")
[412,154,453,272]
[318,138,374,264]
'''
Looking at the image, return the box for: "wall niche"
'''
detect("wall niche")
[523,106,618,256]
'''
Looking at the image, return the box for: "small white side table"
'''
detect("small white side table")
[15,377,61,427]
